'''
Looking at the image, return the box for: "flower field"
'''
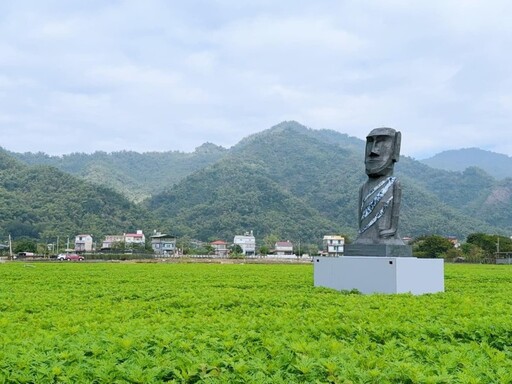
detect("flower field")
[1,262,512,383]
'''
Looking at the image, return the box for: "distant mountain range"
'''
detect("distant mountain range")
[2,121,511,246]
[421,148,512,180]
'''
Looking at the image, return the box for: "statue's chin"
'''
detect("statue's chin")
[365,163,393,177]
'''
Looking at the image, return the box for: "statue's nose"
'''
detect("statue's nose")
[370,141,379,155]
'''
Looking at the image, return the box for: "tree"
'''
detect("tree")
[413,235,454,258]
[13,238,37,254]
[191,244,214,255]
[443,247,463,262]
[176,236,192,255]
[302,243,319,256]
[460,242,486,262]
[230,244,243,255]
[6,221,40,240]
[466,233,512,255]
[37,242,50,257]
[111,241,126,252]
[263,234,279,249]
[259,245,270,255]
[466,233,512,257]
[466,233,496,256]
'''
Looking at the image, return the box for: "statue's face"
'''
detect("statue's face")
[365,133,395,176]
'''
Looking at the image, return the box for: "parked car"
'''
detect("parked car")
[57,253,84,261]
[14,252,35,259]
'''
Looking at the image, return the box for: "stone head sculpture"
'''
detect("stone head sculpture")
[350,127,406,247]
[365,127,401,178]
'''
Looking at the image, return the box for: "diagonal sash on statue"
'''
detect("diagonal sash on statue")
[359,176,396,234]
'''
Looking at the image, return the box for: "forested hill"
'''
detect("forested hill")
[421,148,512,180]
[0,153,154,241]
[7,143,227,202]
[3,121,512,243]
[146,121,509,241]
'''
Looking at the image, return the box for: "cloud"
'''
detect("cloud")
[1,1,512,158]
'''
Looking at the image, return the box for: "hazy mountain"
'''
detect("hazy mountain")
[421,148,512,179]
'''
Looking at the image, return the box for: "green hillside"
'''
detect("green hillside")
[147,122,504,241]
[230,122,502,237]
[147,159,342,243]
[3,121,512,245]
[0,154,153,242]
[7,143,227,202]
[472,177,512,230]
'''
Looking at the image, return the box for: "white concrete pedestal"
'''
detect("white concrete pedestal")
[314,256,444,295]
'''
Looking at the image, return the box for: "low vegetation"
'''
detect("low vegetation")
[1,263,512,382]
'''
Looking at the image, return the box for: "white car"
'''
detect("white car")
[57,253,84,261]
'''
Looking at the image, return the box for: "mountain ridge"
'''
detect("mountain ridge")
[146,123,506,241]
[421,147,512,180]
[2,121,511,245]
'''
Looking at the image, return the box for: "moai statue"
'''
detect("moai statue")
[345,127,411,256]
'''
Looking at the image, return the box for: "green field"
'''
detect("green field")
[1,262,512,383]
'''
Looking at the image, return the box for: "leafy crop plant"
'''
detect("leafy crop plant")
[0,263,511,383]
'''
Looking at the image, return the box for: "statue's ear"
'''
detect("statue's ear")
[393,131,401,162]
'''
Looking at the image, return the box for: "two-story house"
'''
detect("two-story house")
[102,230,146,250]
[124,230,146,246]
[151,232,176,256]
[322,235,345,256]
[102,235,124,249]
[274,241,294,255]
[211,240,228,257]
[75,234,94,252]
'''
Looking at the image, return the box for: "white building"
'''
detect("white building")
[322,235,345,256]
[233,231,256,256]
[102,235,124,249]
[124,230,146,245]
[75,234,94,252]
[102,230,145,249]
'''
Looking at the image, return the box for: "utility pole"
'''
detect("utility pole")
[8,234,13,260]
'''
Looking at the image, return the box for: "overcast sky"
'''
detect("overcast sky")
[1,1,512,159]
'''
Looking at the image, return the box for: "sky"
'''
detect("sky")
[1,1,512,159]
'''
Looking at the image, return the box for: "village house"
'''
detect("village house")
[233,231,256,256]
[151,232,177,256]
[75,234,94,252]
[102,230,146,250]
[101,235,124,249]
[274,241,294,255]
[211,240,229,257]
[322,235,345,256]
